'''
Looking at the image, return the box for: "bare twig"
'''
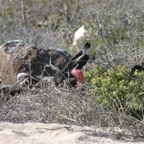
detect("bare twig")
[20,0,28,32]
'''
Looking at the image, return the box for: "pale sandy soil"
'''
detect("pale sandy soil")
[0,122,143,144]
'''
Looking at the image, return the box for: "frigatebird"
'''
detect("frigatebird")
[53,42,91,86]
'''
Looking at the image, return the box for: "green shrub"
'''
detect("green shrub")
[85,65,144,117]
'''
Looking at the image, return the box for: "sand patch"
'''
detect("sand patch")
[0,122,143,144]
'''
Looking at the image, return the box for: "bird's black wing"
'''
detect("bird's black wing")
[61,51,83,71]
[66,54,89,70]
[62,42,91,72]
[70,51,83,62]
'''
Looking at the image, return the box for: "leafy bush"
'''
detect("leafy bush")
[85,65,144,118]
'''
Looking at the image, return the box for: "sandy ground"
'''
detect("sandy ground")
[0,122,143,144]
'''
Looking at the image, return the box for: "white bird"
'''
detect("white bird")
[72,25,86,47]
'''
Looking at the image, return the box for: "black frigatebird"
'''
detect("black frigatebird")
[53,42,91,86]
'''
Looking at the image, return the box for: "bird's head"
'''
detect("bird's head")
[82,42,91,55]
[84,42,91,49]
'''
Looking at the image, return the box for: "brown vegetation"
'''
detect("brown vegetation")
[0,50,15,85]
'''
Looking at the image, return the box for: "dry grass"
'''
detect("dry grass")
[0,82,143,140]
[0,51,16,85]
